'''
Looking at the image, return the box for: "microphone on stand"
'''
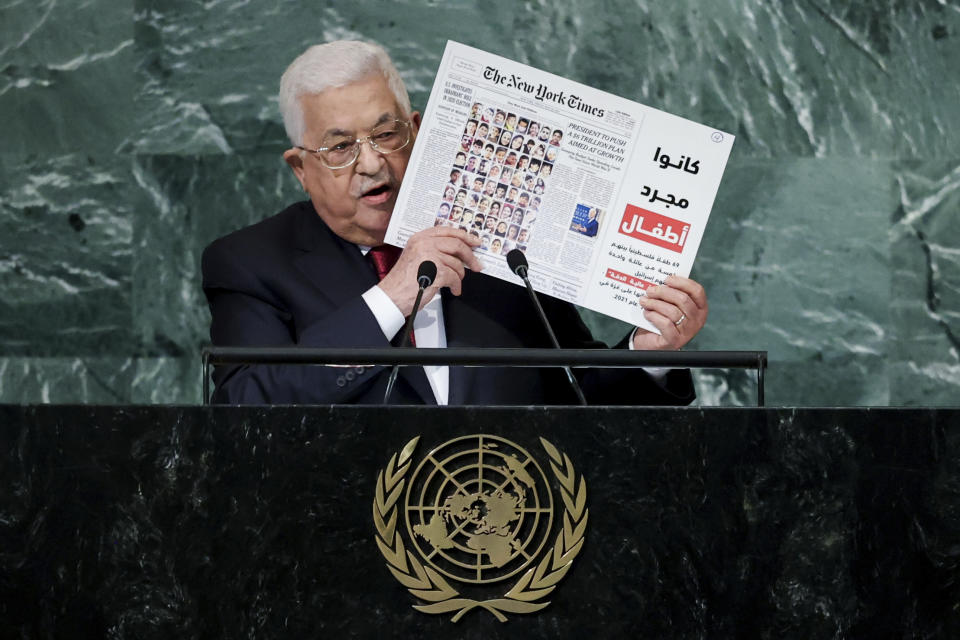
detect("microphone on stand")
[383,260,437,404]
[506,249,587,406]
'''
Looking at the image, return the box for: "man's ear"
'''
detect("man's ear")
[282,148,308,191]
[410,111,422,130]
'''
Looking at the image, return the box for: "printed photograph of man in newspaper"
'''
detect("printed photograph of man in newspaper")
[570,204,602,238]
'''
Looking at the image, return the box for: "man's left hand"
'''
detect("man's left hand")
[633,275,708,350]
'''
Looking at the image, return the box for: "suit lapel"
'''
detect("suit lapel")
[292,204,436,405]
[293,206,377,306]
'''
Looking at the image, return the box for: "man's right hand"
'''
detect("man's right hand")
[378,228,482,316]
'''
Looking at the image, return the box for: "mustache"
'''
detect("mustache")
[351,171,395,197]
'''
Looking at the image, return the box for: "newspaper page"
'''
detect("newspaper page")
[385,41,734,332]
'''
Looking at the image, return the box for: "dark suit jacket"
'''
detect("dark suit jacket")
[201,201,695,405]
[583,218,599,237]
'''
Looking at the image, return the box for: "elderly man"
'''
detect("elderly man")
[573,208,600,237]
[202,40,708,404]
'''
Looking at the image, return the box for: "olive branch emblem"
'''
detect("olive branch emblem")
[372,436,588,622]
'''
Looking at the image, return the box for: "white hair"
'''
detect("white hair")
[278,40,412,146]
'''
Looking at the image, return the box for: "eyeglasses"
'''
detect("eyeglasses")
[296,119,412,170]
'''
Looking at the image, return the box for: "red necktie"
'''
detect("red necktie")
[368,244,402,281]
[367,245,415,345]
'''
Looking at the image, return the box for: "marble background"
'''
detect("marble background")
[1,0,957,406]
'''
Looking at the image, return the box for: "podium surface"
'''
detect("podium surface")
[2,405,958,638]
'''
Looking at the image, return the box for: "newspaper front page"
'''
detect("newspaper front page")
[385,41,734,332]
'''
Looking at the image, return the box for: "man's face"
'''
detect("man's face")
[283,75,421,246]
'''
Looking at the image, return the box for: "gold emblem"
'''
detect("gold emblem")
[372,434,588,622]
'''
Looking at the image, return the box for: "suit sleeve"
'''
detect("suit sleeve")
[201,240,391,405]
[540,296,696,406]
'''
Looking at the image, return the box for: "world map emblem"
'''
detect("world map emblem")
[372,434,588,622]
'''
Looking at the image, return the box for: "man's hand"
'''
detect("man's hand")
[378,227,482,316]
[633,275,708,350]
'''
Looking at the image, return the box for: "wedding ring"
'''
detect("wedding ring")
[674,314,686,327]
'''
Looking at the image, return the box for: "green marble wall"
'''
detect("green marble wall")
[1,0,957,406]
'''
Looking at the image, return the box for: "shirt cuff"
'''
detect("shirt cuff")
[628,327,670,383]
[362,285,406,341]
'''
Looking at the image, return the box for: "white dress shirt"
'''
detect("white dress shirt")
[357,240,669,404]
[361,284,449,404]
[361,282,668,406]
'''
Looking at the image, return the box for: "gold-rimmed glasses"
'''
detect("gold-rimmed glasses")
[296,119,412,170]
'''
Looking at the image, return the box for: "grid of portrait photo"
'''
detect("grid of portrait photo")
[434,101,564,256]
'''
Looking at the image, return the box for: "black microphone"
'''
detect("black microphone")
[506,249,587,405]
[383,260,436,404]
[506,249,528,279]
[417,260,437,288]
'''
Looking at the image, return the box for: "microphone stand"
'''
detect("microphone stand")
[383,261,436,404]
[507,250,587,406]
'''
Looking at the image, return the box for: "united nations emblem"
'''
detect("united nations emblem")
[372,434,588,622]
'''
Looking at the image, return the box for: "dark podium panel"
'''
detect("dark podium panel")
[2,405,959,638]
